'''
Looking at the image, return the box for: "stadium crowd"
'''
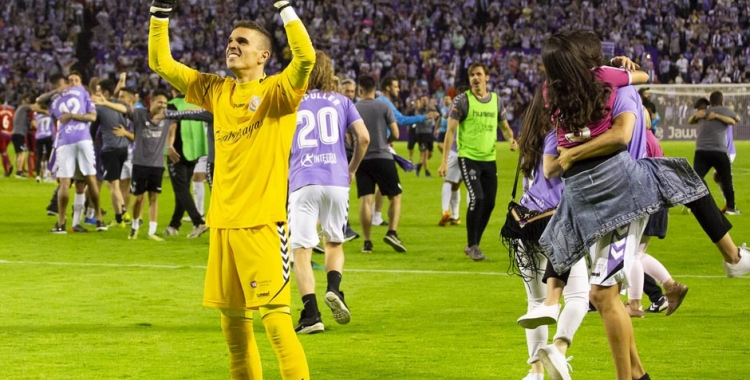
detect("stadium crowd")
[4,0,750,112]
[1,1,750,380]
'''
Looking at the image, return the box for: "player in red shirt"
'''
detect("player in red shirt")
[0,95,14,176]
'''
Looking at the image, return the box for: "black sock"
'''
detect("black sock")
[327,271,342,292]
[301,294,319,317]
[115,214,123,223]
[635,373,650,380]
[387,229,397,236]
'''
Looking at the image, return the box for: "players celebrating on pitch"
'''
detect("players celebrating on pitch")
[149,0,315,379]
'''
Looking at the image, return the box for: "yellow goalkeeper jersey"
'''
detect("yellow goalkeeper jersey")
[149,18,315,228]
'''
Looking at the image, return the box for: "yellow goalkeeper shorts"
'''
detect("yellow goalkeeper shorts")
[203,223,292,310]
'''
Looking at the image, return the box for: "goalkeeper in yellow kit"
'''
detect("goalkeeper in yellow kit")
[149,1,315,379]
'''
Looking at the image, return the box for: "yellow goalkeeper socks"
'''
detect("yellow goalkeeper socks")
[260,306,310,380]
[220,312,263,380]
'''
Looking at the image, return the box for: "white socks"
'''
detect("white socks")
[73,194,86,226]
[450,189,460,219]
[86,206,96,219]
[441,182,451,213]
[148,222,158,236]
[193,181,205,217]
[372,210,383,225]
[554,259,589,345]
[629,250,645,301]
[132,219,142,231]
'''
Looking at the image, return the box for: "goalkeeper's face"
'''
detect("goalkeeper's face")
[226,28,271,72]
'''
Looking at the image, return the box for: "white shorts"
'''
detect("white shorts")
[587,216,649,288]
[194,156,208,173]
[120,149,133,180]
[56,140,96,178]
[445,150,462,184]
[288,185,350,249]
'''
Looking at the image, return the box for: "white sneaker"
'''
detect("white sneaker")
[163,226,179,236]
[187,224,209,239]
[521,371,544,380]
[724,244,750,278]
[517,303,560,329]
[538,344,572,380]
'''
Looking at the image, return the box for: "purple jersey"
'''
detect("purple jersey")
[288,91,363,193]
[610,86,647,159]
[34,113,54,140]
[50,86,95,146]
[520,131,563,212]
[727,125,736,155]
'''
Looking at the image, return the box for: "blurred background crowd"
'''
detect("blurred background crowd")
[3,0,750,126]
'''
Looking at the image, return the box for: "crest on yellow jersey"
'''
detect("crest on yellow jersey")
[248,96,262,112]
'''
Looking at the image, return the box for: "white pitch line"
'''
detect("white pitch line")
[0,259,745,279]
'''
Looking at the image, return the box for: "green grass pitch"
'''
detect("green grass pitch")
[0,141,748,379]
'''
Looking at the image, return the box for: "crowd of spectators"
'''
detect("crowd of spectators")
[3,0,750,122]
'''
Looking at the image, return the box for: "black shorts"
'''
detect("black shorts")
[130,164,165,195]
[417,133,434,152]
[36,137,53,158]
[437,131,446,143]
[643,208,668,239]
[407,127,417,150]
[355,158,402,198]
[101,148,129,182]
[12,134,26,152]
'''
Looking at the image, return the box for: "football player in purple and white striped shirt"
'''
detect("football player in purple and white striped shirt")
[288,51,370,334]
[48,73,107,233]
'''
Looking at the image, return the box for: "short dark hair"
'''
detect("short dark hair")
[50,73,67,86]
[120,87,136,96]
[358,75,377,93]
[233,20,273,52]
[467,63,489,76]
[694,97,709,109]
[709,91,723,106]
[151,88,172,101]
[380,76,398,91]
[98,79,116,96]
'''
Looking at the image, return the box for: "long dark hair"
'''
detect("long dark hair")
[542,33,611,133]
[518,87,552,179]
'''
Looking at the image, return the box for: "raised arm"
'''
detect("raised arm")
[277,1,315,92]
[148,0,200,94]
[114,72,127,97]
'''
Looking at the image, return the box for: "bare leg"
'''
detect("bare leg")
[324,241,345,273]
[148,192,159,223]
[293,247,315,295]
[85,175,103,222]
[387,194,402,231]
[57,178,72,226]
[590,284,641,380]
[359,195,373,241]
